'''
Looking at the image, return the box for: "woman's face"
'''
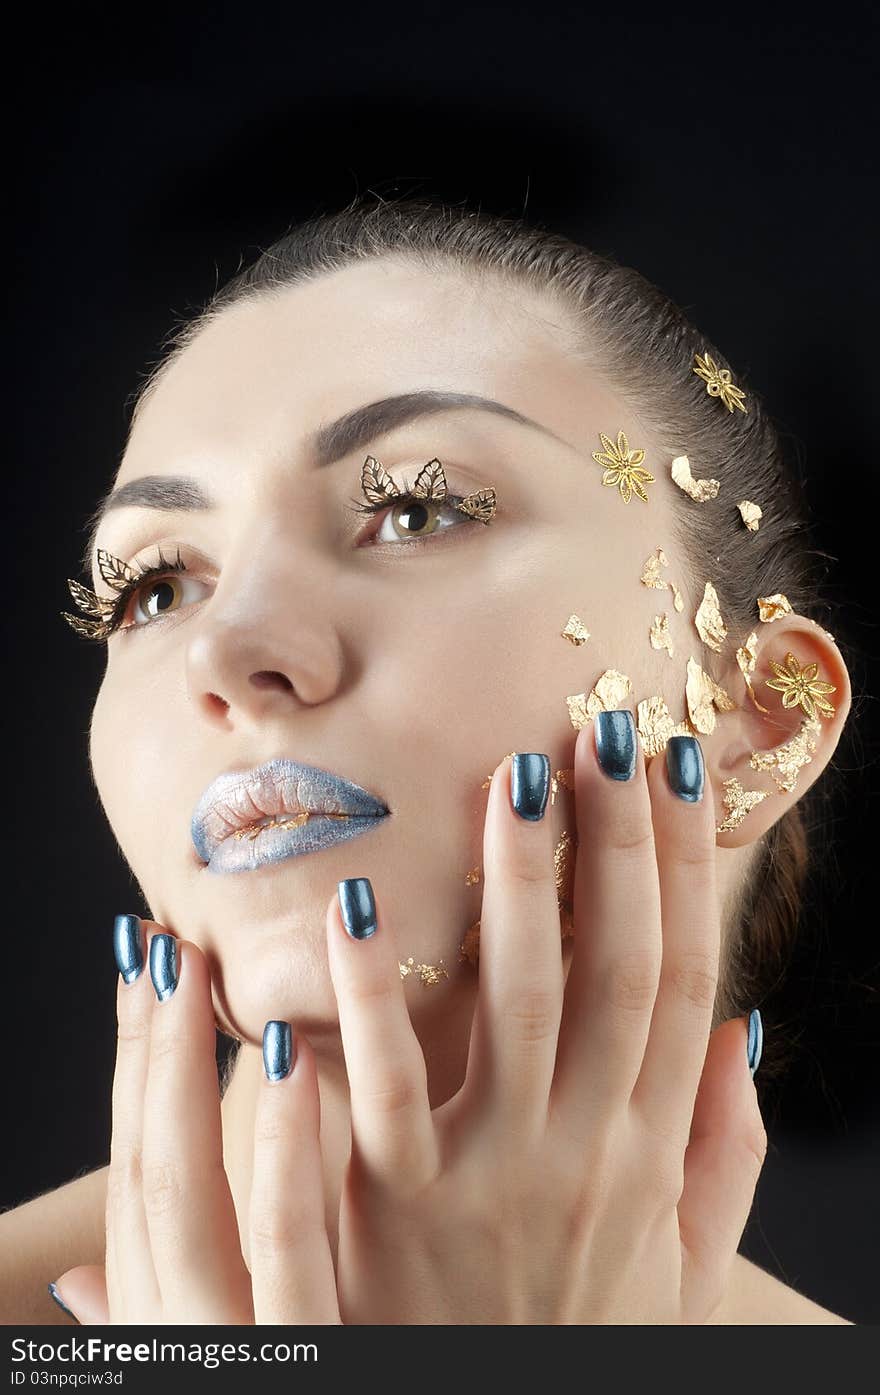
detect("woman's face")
[89,258,708,1044]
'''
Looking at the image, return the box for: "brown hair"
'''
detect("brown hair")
[127,195,848,1091]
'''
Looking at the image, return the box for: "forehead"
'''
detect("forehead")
[118,258,599,479]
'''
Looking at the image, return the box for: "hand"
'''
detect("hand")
[325,716,767,1324]
[51,925,339,1325]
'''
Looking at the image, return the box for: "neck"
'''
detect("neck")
[219,973,479,1268]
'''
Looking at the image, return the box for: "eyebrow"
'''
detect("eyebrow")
[80,388,566,575]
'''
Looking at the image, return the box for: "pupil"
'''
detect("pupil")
[151,581,176,613]
[400,502,430,533]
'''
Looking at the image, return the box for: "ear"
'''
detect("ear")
[704,615,851,848]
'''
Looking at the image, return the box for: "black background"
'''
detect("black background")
[6,2,878,1324]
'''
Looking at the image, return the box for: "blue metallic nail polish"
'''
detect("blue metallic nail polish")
[666,735,705,802]
[338,877,377,939]
[48,1282,79,1322]
[113,914,144,984]
[263,1020,295,1081]
[747,1007,764,1078]
[594,710,637,781]
[149,933,178,1002]
[510,753,550,819]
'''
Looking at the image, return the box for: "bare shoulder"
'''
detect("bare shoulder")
[711,1253,853,1325]
[0,1165,108,1325]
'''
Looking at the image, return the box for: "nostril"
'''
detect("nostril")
[250,670,293,691]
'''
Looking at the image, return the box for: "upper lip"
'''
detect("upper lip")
[191,757,389,864]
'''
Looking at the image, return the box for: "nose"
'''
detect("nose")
[184,538,345,727]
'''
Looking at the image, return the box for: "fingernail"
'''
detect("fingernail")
[510,753,550,819]
[48,1281,79,1322]
[594,710,637,782]
[747,1007,764,1078]
[149,933,178,1002]
[113,913,144,984]
[666,735,705,802]
[338,877,377,939]
[262,1020,295,1081]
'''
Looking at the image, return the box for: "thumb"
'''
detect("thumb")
[49,1266,109,1325]
[677,1011,768,1320]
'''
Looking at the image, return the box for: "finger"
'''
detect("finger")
[50,1267,107,1325]
[553,710,662,1128]
[632,737,721,1147]
[326,878,436,1184]
[463,752,564,1131]
[249,1026,340,1324]
[678,1015,768,1321]
[106,914,162,1320]
[142,935,253,1322]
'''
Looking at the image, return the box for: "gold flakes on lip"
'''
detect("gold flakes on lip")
[230,810,352,842]
[591,430,655,504]
[735,631,771,713]
[685,656,737,735]
[693,351,748,414]
[671,454,721,502]
[749,714,822,793]
[399,956,450,987]
[695,581,728,652]
[650,613,674,658]
[464,866,481,886]
[765,652,837,720]
[636,696,694,758]
[738,500,763,531]
[566,669,633,731]
[561,613,590,645]
[757,593,792,623]
[716,777,770,833]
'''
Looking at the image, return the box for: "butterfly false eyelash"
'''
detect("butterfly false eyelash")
[61,457,498,642]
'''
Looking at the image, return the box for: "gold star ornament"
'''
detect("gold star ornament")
[693,351,748,414]
[591,430,655,504]
[765,651,837,720]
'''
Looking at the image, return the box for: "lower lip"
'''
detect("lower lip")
[202,812,388,874]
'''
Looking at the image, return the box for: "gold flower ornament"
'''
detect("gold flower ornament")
[765,651,837,720]
[591,430,655,504]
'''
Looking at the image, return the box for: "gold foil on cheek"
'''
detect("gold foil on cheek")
[715,777,770,833]
[694,581,728,652]
[561,613,590,645]
[671,455,721,502]
[670,581,685,613]
[738,500,763,531]
[640,547,670,589]
[550,768,574,805]
[458,827,578,967]
[749,715,822,793]
[636,696,695,758]
[565,669,633,731]
[459,921,481,967]
[757,593,792,623]
[685,656,737,735]
[650,613,674,658]
[399,957,450,987]
[464,867,481,886]
[735,631,771,714]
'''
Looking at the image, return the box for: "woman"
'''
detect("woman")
[3,198,854,1323]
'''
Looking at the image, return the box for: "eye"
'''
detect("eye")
[372,493,470,544]
[121,571,210,631]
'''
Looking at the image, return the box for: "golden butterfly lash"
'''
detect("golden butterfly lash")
[60,456,499,641]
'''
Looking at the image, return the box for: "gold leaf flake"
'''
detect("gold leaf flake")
[640,547,670,589]
[464,867,481,886]
[459,921,481,967]
[749,714,822,793]
[695,581,728,652]
[670,580,685,613]
[565,669,633,730]
[686,656,737,734]
[636,696,677,757]
[561,613,590,646]
[735,630,771,713]
[550,767,574,804]
[757,593,792,623]
[399,956,450,987]
[737,500,763,531]
[554,828,576,907]
[671,454,721,502]
[716,777,770,833]
[650,612,674,658]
